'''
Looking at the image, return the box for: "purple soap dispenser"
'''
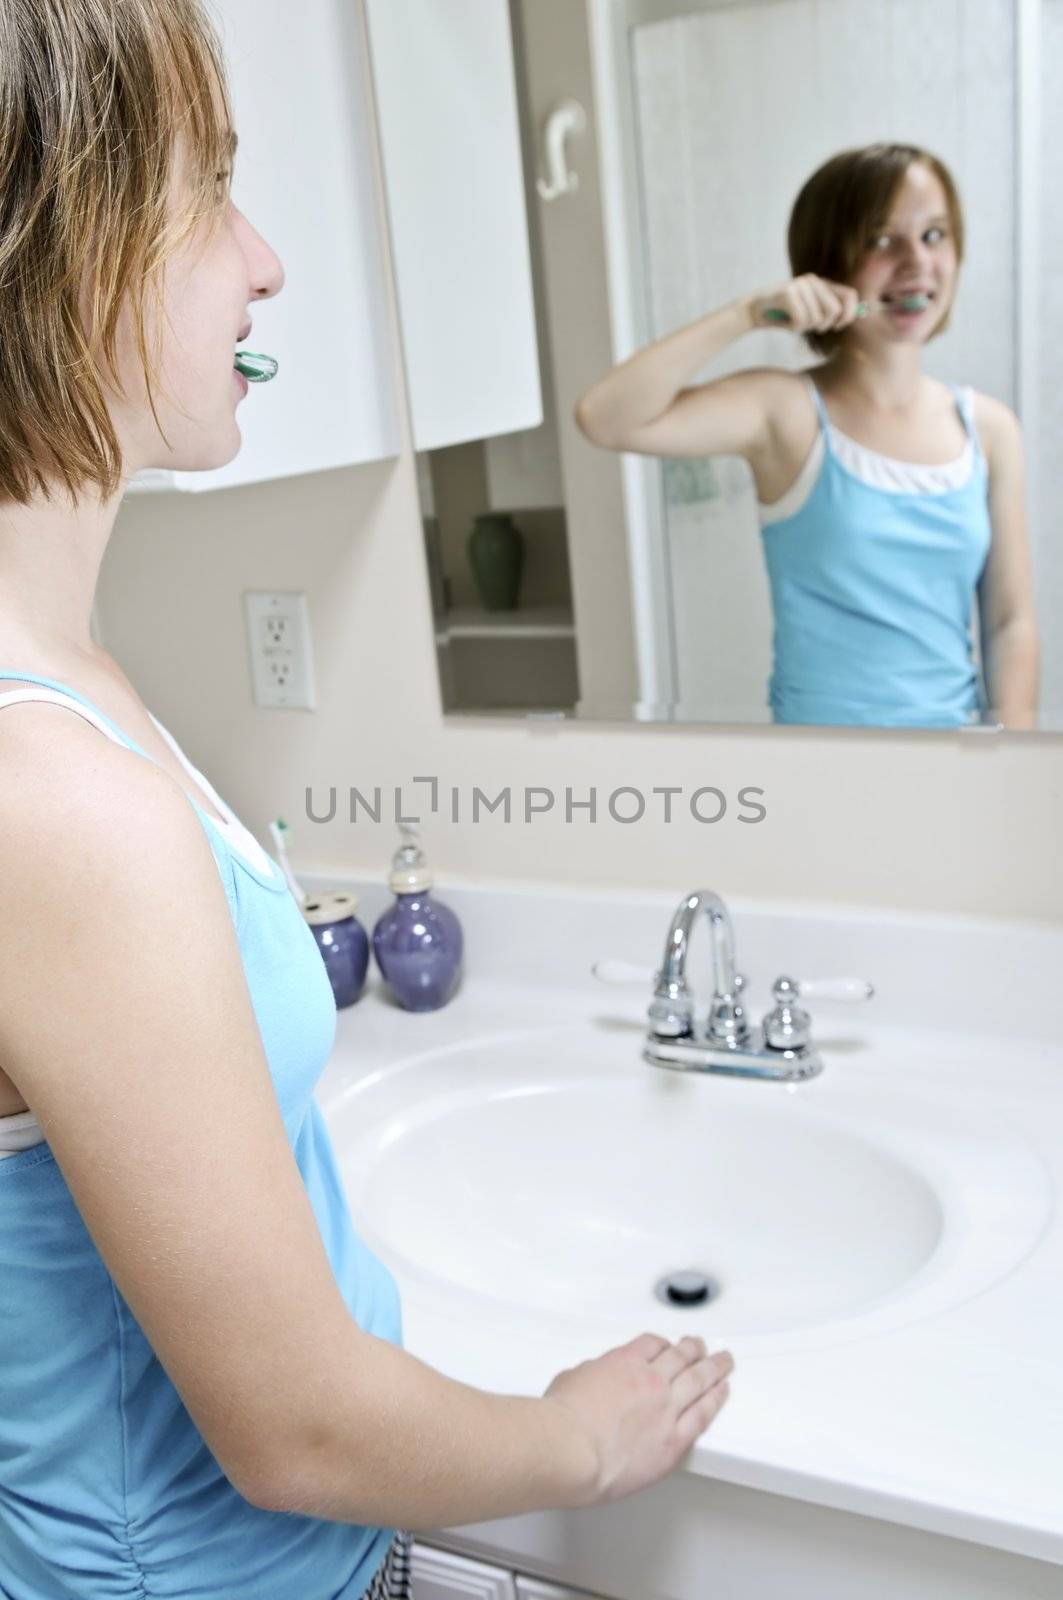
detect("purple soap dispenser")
[371,824,463,1012]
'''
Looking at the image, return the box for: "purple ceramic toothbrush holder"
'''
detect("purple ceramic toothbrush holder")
[300,891,369,1009]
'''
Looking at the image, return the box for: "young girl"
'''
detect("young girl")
[0,4,732,1596]
[576,143,1040,730]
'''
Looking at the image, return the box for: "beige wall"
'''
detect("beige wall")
[96,26,1063,925]
[99,428,1063,920]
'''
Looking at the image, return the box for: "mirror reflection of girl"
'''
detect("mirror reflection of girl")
[576,143,1040,730]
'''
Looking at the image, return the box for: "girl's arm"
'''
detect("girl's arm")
[0,719,596,1528]
[573,276,861,462]
[975,395,1040,730]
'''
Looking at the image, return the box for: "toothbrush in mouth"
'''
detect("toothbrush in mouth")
[234,348,279,381]
[760,291,931,326]
[858,291,932,317]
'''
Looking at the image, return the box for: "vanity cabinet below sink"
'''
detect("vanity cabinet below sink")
[411,1542,608,1599]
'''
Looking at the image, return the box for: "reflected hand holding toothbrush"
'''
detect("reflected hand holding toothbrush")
[760,292,929,325]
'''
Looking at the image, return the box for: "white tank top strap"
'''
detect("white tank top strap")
[146,711,237,827]
[759,432,825,525]
[756,372,831,524]
[0,683,276,879]
[949,384,984,462]
[141,712,277,878]
[0,683,276,1151]
[0,686,132,748]
[950,381,972,425]
[0,688,128,1150]
[801,371,833,440]
[0,1106,44,1153]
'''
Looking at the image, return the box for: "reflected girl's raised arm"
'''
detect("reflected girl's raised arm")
[573,276,860,463]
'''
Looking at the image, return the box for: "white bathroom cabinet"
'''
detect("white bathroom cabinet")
[410,1543,515,1599]
[126,0,402,495]
[363,0,543,453]
[418,1492,1062,1600]
[127,0,544,495]
[411,1542,607,1600]
[514,1581,606,1600]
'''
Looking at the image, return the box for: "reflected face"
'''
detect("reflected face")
[848,161,958,345]
[97,127,286,479]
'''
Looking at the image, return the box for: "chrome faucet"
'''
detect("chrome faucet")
[598,888,873,1083]
[647,889,749,1047]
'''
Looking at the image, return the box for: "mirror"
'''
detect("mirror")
[413,0,1058,732]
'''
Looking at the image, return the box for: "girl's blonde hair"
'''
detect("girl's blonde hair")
[0,0,234,505]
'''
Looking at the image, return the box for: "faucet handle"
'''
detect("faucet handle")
[591,958,694,1040]
[593,961,751,994]
[791,977,874,1002]
[762,974,873,1051]
[647,964,697,1037]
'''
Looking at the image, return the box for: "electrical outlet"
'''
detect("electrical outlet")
[244,591,316,709]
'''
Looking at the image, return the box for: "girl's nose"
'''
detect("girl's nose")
[899,236,929,271]
[240,213,286,301]
[254,240,285,301]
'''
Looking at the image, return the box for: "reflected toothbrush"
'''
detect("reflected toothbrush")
[760,292,930,326]
[234,349,279,381]
[855,292,930,318]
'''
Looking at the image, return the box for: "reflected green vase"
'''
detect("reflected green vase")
[467,513,524,611]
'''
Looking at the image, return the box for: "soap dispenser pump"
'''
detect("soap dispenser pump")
[371,824,463,1011]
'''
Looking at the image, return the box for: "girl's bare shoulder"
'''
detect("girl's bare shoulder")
[968,388,1020,431]
[966,390,1022,468]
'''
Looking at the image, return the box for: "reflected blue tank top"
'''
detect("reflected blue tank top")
[759,380,993,727]
[0,672,403,1600]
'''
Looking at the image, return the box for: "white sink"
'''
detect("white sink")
[329,1019,1050,1356]
[313,881,1063,1564]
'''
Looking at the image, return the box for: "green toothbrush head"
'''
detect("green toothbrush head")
[853,296,931,317]
[852,293,932,317]
[234,349,279,382]
[887,293,930,313]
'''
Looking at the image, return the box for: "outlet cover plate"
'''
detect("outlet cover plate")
[244,591,316,709]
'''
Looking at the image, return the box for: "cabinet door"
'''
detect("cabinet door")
[411,1540,516,1598]
[126,0,400,494]
[515,1576,613,1600]
[364,0,543,451]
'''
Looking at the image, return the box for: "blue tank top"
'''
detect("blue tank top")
[0,672,403,1600]
[759,380,993,727]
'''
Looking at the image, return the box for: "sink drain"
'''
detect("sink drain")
[654,1269,720,1308]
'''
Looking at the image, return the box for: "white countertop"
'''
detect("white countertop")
[308,874,1063,1567]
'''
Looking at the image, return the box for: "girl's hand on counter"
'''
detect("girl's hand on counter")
[541,1331,734,1507]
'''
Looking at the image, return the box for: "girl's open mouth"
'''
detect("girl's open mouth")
[881,289,935,315]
